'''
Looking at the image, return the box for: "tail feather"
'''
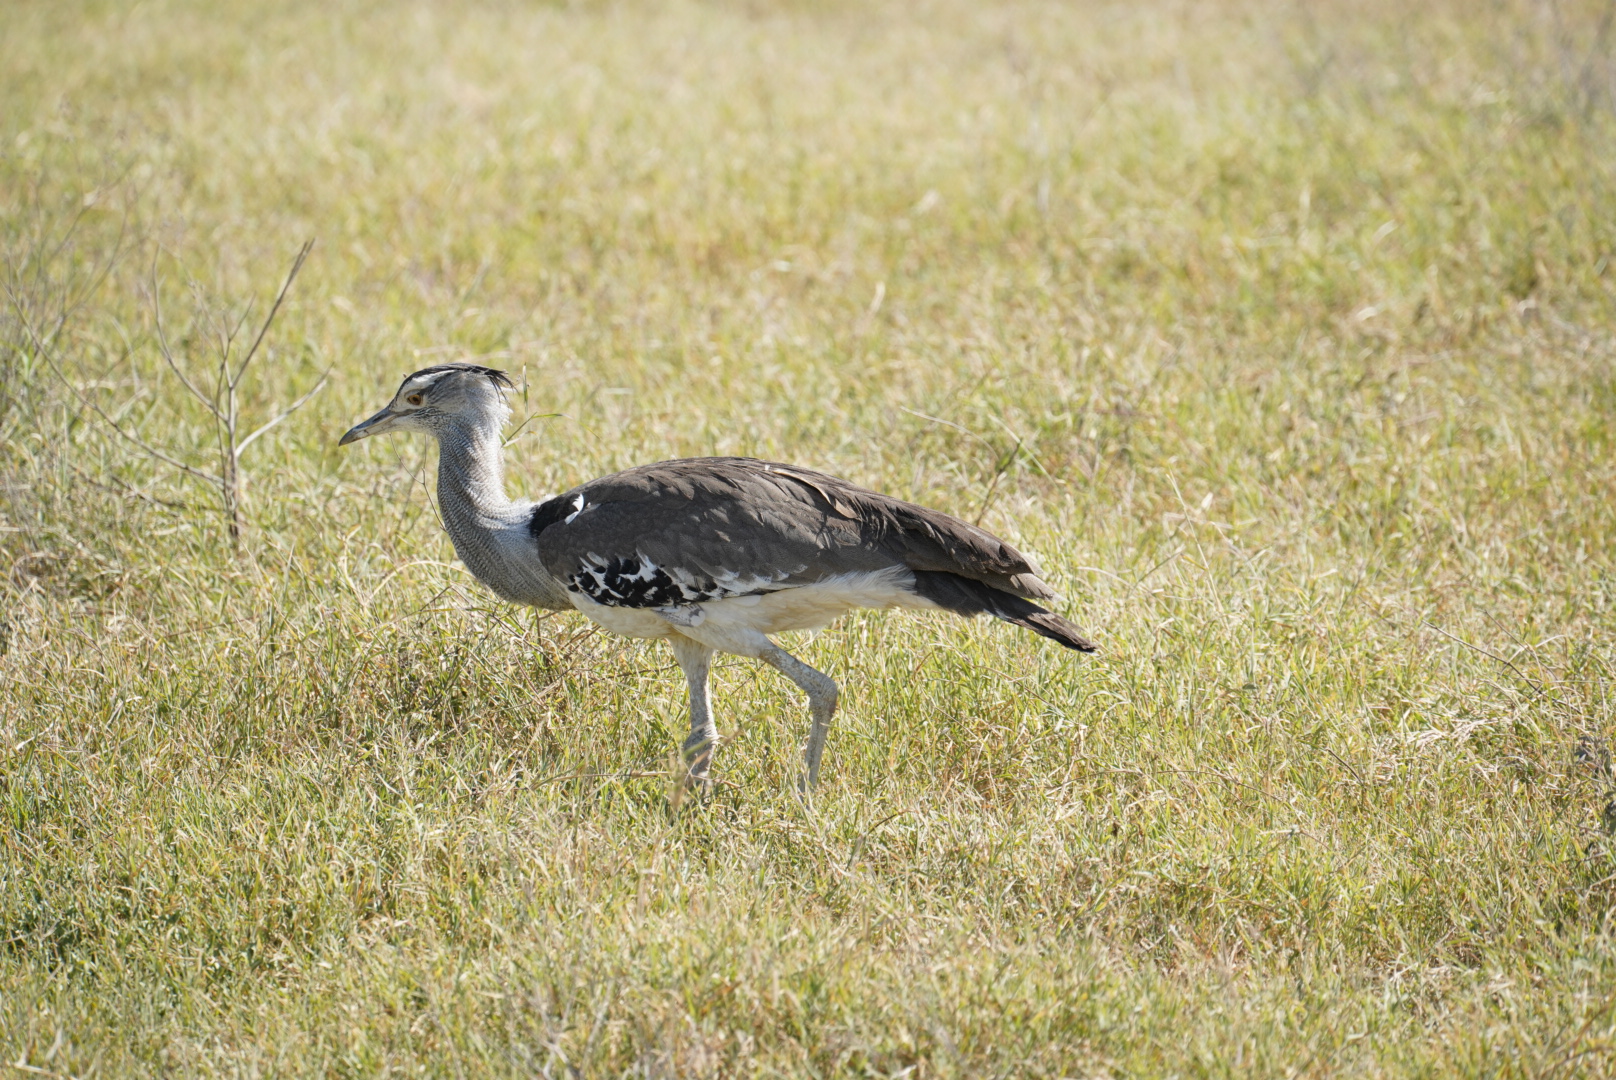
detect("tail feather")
[911,570,1097,653]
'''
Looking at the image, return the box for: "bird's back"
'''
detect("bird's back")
[529,456,1044,592]
[526,457,1093,651]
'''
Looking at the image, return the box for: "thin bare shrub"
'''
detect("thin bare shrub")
[22,240,326,553]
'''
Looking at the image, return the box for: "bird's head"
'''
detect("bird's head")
[339,363,514,446]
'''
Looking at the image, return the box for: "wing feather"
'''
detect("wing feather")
[529,457,1054,609]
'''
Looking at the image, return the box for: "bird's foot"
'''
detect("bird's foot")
[667,756,711,817]
[680,732,716,792]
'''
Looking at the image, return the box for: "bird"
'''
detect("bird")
[339,362,1095,788]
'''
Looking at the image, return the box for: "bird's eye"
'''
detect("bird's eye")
[407,394,424,406]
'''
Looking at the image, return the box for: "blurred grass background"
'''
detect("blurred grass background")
[3,0,1616,1074]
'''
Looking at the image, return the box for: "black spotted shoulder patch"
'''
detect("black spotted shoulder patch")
[568,554,723,609]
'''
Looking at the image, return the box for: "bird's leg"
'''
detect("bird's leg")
[759,642,839,790]
[668,634,718,783]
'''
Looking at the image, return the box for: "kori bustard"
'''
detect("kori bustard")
[340,363,1095,787]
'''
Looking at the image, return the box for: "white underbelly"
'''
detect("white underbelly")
[567,567,937,652]
[568,594,678,639]
[708,568,936,635]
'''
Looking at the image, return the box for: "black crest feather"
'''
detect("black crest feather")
[403,362,514,390]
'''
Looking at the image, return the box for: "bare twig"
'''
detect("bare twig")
[6,302,225,487]
[1322,745,1367,787]
[150,264,219,417]
[23,240,323,553]
[235,370,330,456]
[215,241,318,547]
[1422,620,1548,698]
[234,239,313,385]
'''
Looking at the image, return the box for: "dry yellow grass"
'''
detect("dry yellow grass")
[3,0,1616,1075]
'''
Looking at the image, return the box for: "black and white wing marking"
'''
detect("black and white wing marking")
[528,458,893,611]
[527,455,1062,607]
[528,457,1095,650]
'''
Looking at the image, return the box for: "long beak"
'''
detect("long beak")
[338,405,401,446]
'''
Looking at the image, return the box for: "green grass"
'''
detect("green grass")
[3,0,1616,1074]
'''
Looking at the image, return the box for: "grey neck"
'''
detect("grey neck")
[435,418,570,609]
[436,419,515,525]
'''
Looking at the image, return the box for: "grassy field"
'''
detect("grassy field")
[3,0,1616,1074]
